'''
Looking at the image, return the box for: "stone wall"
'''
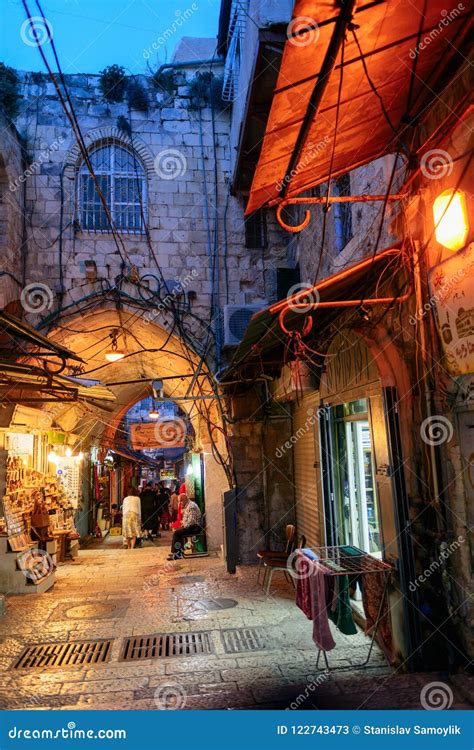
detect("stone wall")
[0,112,24,309]
[9,66,291,345]
[295,155,400,286]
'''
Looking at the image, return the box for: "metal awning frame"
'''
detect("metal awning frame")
[275,192,406,232]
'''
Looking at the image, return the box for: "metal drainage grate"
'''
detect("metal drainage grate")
[221,627,267,654]
[120,631,213,662]
[13,639,113,669]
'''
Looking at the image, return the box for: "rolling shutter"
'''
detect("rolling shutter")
[292,393,324,547]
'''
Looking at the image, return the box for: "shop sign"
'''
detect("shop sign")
[130,420,186,450]
[160,469,176,480]
[428,242,474,376]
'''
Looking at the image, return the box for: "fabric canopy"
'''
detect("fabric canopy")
[0,310,83,362]
[0,362,116,404]
[246,0,471,213]
[220,245,406,381]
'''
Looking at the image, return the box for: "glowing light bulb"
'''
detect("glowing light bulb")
[65,447,72,458]
[433,189,469,251]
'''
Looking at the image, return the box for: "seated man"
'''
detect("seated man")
[167,493,202,560]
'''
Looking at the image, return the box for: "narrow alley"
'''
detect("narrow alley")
[0,539,471,711]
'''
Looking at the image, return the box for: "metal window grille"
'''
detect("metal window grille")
[222,0,248,102]
[77,142,147,233]
[333,173,353,251]
[244,209,267,249]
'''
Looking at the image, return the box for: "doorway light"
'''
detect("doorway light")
[433,189,469,251]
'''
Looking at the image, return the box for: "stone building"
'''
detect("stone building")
[218,0,473,670]
[0,37,290,554]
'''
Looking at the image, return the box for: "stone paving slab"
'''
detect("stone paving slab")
[0,539,472,711]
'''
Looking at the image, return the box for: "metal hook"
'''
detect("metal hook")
[276,202,311,233]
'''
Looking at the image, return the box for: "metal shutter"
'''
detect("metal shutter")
[292,393,323,548]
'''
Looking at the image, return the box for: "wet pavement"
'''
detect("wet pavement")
[0,534,472,711]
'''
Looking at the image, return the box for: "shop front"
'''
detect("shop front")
[287,332,411,665]
[0,422,83,594]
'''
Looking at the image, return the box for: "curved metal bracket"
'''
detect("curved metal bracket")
[275,193,406,233]
[276,202,311,233]
[278,308,313,337]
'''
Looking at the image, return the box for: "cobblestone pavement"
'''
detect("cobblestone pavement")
[0,535,472,711]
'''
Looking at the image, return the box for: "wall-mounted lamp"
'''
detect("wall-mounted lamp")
[433,189,469,251]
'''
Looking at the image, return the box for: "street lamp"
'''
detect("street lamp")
[104,329,125,362]
[433,189,469,251]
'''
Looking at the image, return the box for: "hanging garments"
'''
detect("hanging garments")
[309,561,336,652]
[327,574,357,636]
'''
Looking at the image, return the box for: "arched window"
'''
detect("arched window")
[78,142,146,233]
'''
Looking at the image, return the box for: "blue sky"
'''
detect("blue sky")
[2,0,221,74]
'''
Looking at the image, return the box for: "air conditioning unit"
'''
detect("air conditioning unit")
[223,303,267,346]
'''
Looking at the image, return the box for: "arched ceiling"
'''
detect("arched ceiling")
[44,306,219,448]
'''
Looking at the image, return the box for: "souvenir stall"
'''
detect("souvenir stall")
[0,432,81,594]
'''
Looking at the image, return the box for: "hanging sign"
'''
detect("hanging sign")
[160,469,176,481]
[428,242,474,376]
[129,420,186,450]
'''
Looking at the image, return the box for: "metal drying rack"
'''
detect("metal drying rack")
[307,545,393,672]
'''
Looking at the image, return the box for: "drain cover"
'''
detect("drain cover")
[197,598,238,611]
[120,631,213,662]
[168,576,205,585]
[51,599,130,622]
[221,627,267,654]
[14,639,113,669]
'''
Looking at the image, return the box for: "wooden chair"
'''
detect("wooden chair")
[263,534,307,595]
[256,524,296,584]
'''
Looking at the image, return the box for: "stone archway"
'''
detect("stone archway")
[45,305,229,550]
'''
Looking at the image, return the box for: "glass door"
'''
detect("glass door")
[328,399,382,556]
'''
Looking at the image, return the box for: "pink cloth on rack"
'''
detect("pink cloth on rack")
[309,561,336,652]
[295,550,313,619]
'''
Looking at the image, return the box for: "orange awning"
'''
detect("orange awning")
[246,0,471,213]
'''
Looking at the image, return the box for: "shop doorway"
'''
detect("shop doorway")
[329,399,382,557]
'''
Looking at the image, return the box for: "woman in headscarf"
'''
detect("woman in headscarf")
[122,486,141,549]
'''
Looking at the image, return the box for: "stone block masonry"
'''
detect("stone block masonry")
[10,68,291,359]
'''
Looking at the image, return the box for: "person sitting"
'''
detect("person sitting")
[167,493,202,560]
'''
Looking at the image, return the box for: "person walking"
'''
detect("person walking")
[139,482,159,539]
[169,485,180,524]
[167,493,202,560]
[122,487,141,549]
